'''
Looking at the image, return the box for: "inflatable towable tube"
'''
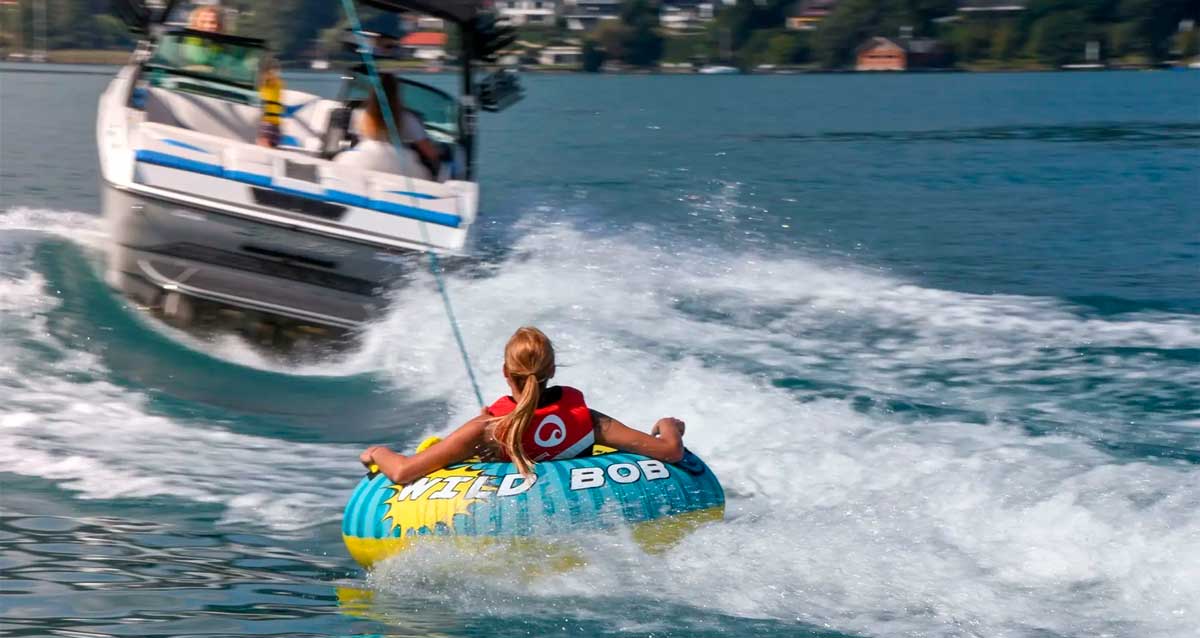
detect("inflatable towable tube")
[342,440,724,567]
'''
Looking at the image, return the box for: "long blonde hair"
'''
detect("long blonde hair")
[362,73,405,142]
[492,327,555,476]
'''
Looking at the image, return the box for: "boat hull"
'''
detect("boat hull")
[102,182,421,346]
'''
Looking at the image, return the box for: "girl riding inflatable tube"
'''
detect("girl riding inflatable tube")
[342,439,724,567]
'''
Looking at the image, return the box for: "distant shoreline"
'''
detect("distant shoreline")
[2,50,1193,74]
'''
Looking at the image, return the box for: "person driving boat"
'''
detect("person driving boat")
[187,5,223,32]
[174,6,250,72]
[334,73,441,180]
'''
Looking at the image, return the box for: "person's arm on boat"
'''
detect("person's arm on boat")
[400,111,440,176]
[591,410,685,463]
[360,412,489,484]
[412,138,441,176]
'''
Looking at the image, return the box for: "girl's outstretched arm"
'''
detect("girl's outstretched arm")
[362,412,489,485]
[591,410,685,463]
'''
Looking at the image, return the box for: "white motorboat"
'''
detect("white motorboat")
[98,0,517,349]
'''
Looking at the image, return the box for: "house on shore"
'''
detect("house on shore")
[563,0,622,31]
[400,32,448,61]
[660,2,715,31]
[495,0,560,27]
[538,45,583,66]
[786,0,838,31]
[856,37,905,70]
[856,36,949,71]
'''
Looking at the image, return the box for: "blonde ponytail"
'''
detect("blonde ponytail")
[491,327,556,477]
[496,375,541,476]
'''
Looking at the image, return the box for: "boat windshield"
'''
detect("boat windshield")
[146,30,265,90]
[347,76,458,139]
[401,80,457,137]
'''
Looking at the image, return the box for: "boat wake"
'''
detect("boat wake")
[0,268,359,531]
[2,207,1198,636]
[0,206,109,249]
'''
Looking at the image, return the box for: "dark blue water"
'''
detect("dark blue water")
[1,64,1198,637]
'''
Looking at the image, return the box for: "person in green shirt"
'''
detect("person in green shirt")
[179,5,224,69]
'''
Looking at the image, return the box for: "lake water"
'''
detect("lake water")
[1,64,1198,637]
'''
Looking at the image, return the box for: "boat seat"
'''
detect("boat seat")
[144,86,259,143]
[144,86,342,152]
[136,121,445,189]
[135,122,340,187]
[278,92,342,152]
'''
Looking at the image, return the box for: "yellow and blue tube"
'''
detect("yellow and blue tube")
[342,441,725,567]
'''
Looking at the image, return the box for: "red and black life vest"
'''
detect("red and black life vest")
[487,386,595,462]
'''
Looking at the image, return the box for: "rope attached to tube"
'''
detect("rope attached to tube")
[339,0,485,409]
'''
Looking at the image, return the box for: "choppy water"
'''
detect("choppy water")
[1,65,1198,638]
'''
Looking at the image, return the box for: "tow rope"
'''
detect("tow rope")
[339,0,485,408]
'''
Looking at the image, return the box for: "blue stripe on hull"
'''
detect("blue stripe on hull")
[134,150,462,228]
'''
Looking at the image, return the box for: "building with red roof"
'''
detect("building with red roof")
[400,32,449,60]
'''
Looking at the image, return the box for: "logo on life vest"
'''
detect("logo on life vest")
[532,415,567,448]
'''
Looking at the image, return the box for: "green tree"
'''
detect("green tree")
[619,0,664,67]
[592,19,627,62]
[715,0,791,51]
[94,14,132,48]
[732,28,811,67]
[47,0,94,48]
[764,30,811,64]
[1179,26,1199,58]
[814,0,891,68]
[733,28,772,68]
[990,22,1020,59]
[907,0,958,31]
[1119,0,1198,60]
[237,0,348,59]
[662,33,710,62]
[947,22,986,62]
[581,39,606,71]
[1025,10,1089,64]
[622,21,663,66]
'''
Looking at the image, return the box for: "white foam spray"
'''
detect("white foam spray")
[0,206,109,249]
[358,225,1200,637]
[3,208,1198,636]
[0,267,359,532]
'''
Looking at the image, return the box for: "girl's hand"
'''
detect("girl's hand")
[360,446,384,468]
[651,417,685,438]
